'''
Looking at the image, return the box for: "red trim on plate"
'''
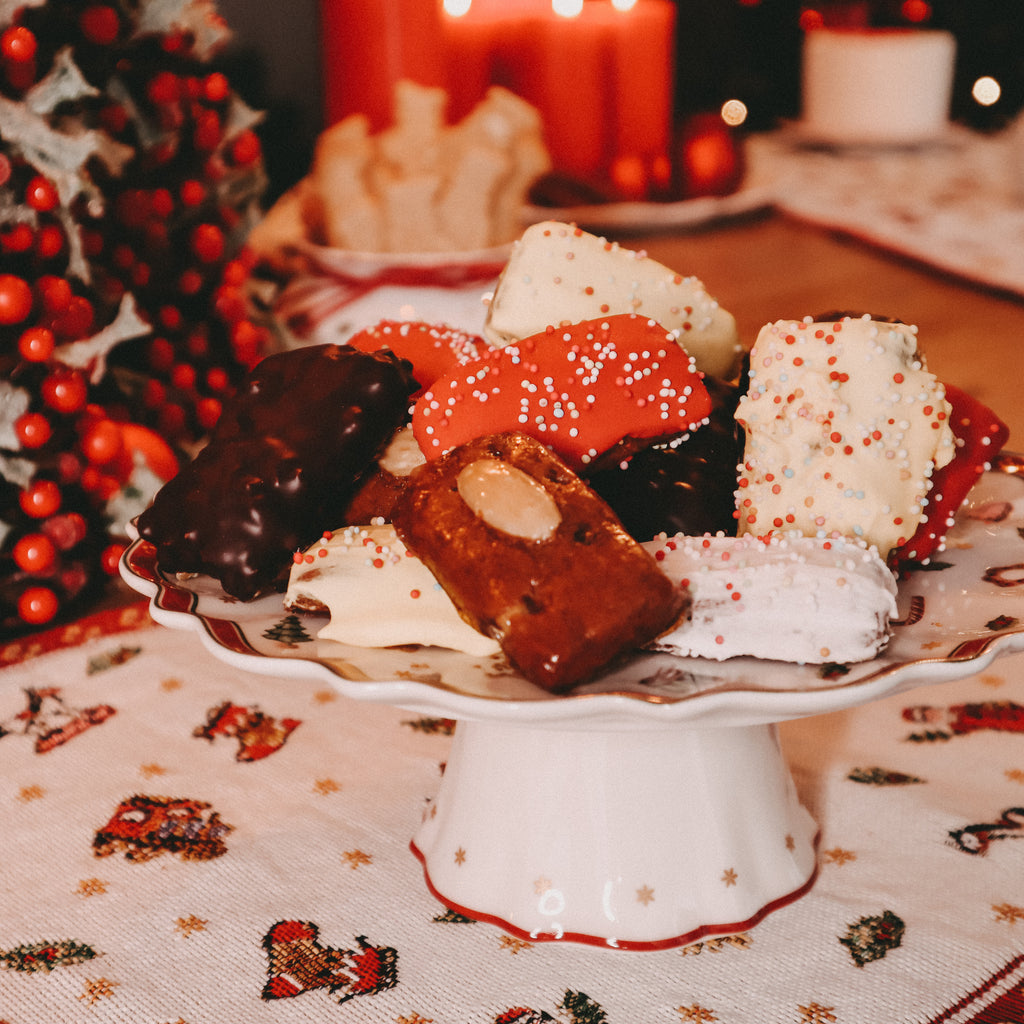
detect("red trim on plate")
[409,837,820,952]
[126,538,260,656]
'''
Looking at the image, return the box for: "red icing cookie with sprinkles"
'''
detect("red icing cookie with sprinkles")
[412,313,712,472]
[347,320,490,393]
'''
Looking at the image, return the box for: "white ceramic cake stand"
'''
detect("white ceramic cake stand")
[121,458,1024,950]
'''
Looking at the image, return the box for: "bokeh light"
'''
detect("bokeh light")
[721,99,748,127]
[972,76,1002,107]
[900,0,932,24]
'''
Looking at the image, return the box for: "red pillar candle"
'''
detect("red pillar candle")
[319,0,446,130]
[441,0,551,122]
[609,0,675,199]
[530,1,615,182]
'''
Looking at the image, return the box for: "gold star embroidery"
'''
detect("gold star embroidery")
[797,1003,837,1024]
[342,849,372,869]
[636,885,655,906]
[677,1004,718,1022]
[1006,768,1024,783]
[823,847,857,866]
[139,763,167,778]
[785,834,796,851]
[499,935,533,954]
[76,878,108,897]
[175,915,208,938]
[993,902,1024,924]
[313,778,340,795]
[18,784,45,802]
[721,868,738,887]
[312,689,336,703]
[78,977,120,1005]
[396,1015,435,1024]
[454,847,466,865]
[160,677,183,692]
[921,640,947,651]
[980,672,1005,689]
[534,876,552,894]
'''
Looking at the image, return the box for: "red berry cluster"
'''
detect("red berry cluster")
[0,1,273,634]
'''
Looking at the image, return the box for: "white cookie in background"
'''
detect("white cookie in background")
[484,220,742,379]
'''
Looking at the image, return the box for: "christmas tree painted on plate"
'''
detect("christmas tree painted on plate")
[0,0,273,635]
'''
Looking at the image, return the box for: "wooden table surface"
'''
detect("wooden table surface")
[621,213,1024,448]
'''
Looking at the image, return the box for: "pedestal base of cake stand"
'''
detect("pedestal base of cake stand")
[411,717,819,950]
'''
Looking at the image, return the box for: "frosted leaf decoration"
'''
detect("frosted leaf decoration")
[0,382,31,450]
[0,453,36,490]
[0,0,44,30]
[133,0,231,61]
[54,294,152,384]
[24,47,99,116]
[0,95,128,207]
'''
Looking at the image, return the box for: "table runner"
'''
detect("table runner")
[2,605,1023,1023]
[747,123,1024,301]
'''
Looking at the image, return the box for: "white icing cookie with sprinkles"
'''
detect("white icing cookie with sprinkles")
[285,524,500,657]
[735,315,956,557]
[643,531,897,664]
[484,220,742,379]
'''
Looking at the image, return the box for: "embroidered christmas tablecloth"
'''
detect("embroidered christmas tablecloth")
[2,603,1024,1024]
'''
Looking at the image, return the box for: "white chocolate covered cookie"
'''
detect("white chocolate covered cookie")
[735,315,956,557]
[483,221,742,379]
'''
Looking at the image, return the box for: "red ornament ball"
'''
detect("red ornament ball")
[13,533,57,573]
[80,418,122,465]
[37,275,72,315]
[18,585,59,625]
[25,175,58,212]
[101,542,126,576]
[79,5,120,45]
[41,369,88,414]
[231,129,262,166]
[2,222,33,253]
[191,223,225,264]
[19,479,61,518]
[35,223,65,260]
[203,71,230,103]
[0,273,33,324]
[1,25,37,62]
[18,325,55,362]
[16,412,52,449]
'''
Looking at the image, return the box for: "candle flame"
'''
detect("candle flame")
[443,0,472,15]
[552,0,584,16]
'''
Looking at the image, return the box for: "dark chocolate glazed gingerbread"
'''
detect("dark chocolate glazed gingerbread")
[585,372,746,541]
[136,344,417,601]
